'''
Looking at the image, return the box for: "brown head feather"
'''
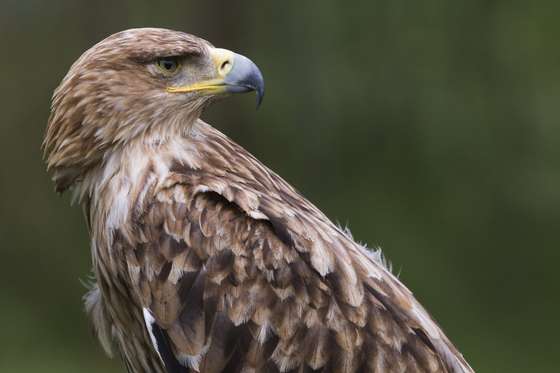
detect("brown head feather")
[43,28,212,192]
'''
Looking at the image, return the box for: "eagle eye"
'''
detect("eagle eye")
[155,57,180,75]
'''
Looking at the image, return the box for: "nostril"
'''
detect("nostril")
[220,60,232,74]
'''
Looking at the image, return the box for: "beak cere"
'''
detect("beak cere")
[167,48,265,108]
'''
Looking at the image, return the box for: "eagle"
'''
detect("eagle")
[43,28,473,373]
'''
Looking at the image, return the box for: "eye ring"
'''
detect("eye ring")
[155,57,181,75]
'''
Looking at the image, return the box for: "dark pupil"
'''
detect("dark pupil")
[161,59,175,70]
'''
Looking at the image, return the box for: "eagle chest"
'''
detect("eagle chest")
[88,181,169,373]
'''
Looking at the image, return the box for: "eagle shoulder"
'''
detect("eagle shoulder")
[116,158,470,372]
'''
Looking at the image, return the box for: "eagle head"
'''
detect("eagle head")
[43,27,264,192]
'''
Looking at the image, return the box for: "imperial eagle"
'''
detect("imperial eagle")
[44,28,473,373]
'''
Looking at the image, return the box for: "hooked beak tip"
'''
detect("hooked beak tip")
[255,82,264,109]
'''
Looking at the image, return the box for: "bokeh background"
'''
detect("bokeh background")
[1,1,558,372]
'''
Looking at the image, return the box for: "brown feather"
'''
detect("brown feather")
[44,28,473,373]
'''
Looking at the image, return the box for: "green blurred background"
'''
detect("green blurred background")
[1,1,558,372]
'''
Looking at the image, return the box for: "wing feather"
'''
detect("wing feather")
[122,187,469,373]
[118,124,472,372]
